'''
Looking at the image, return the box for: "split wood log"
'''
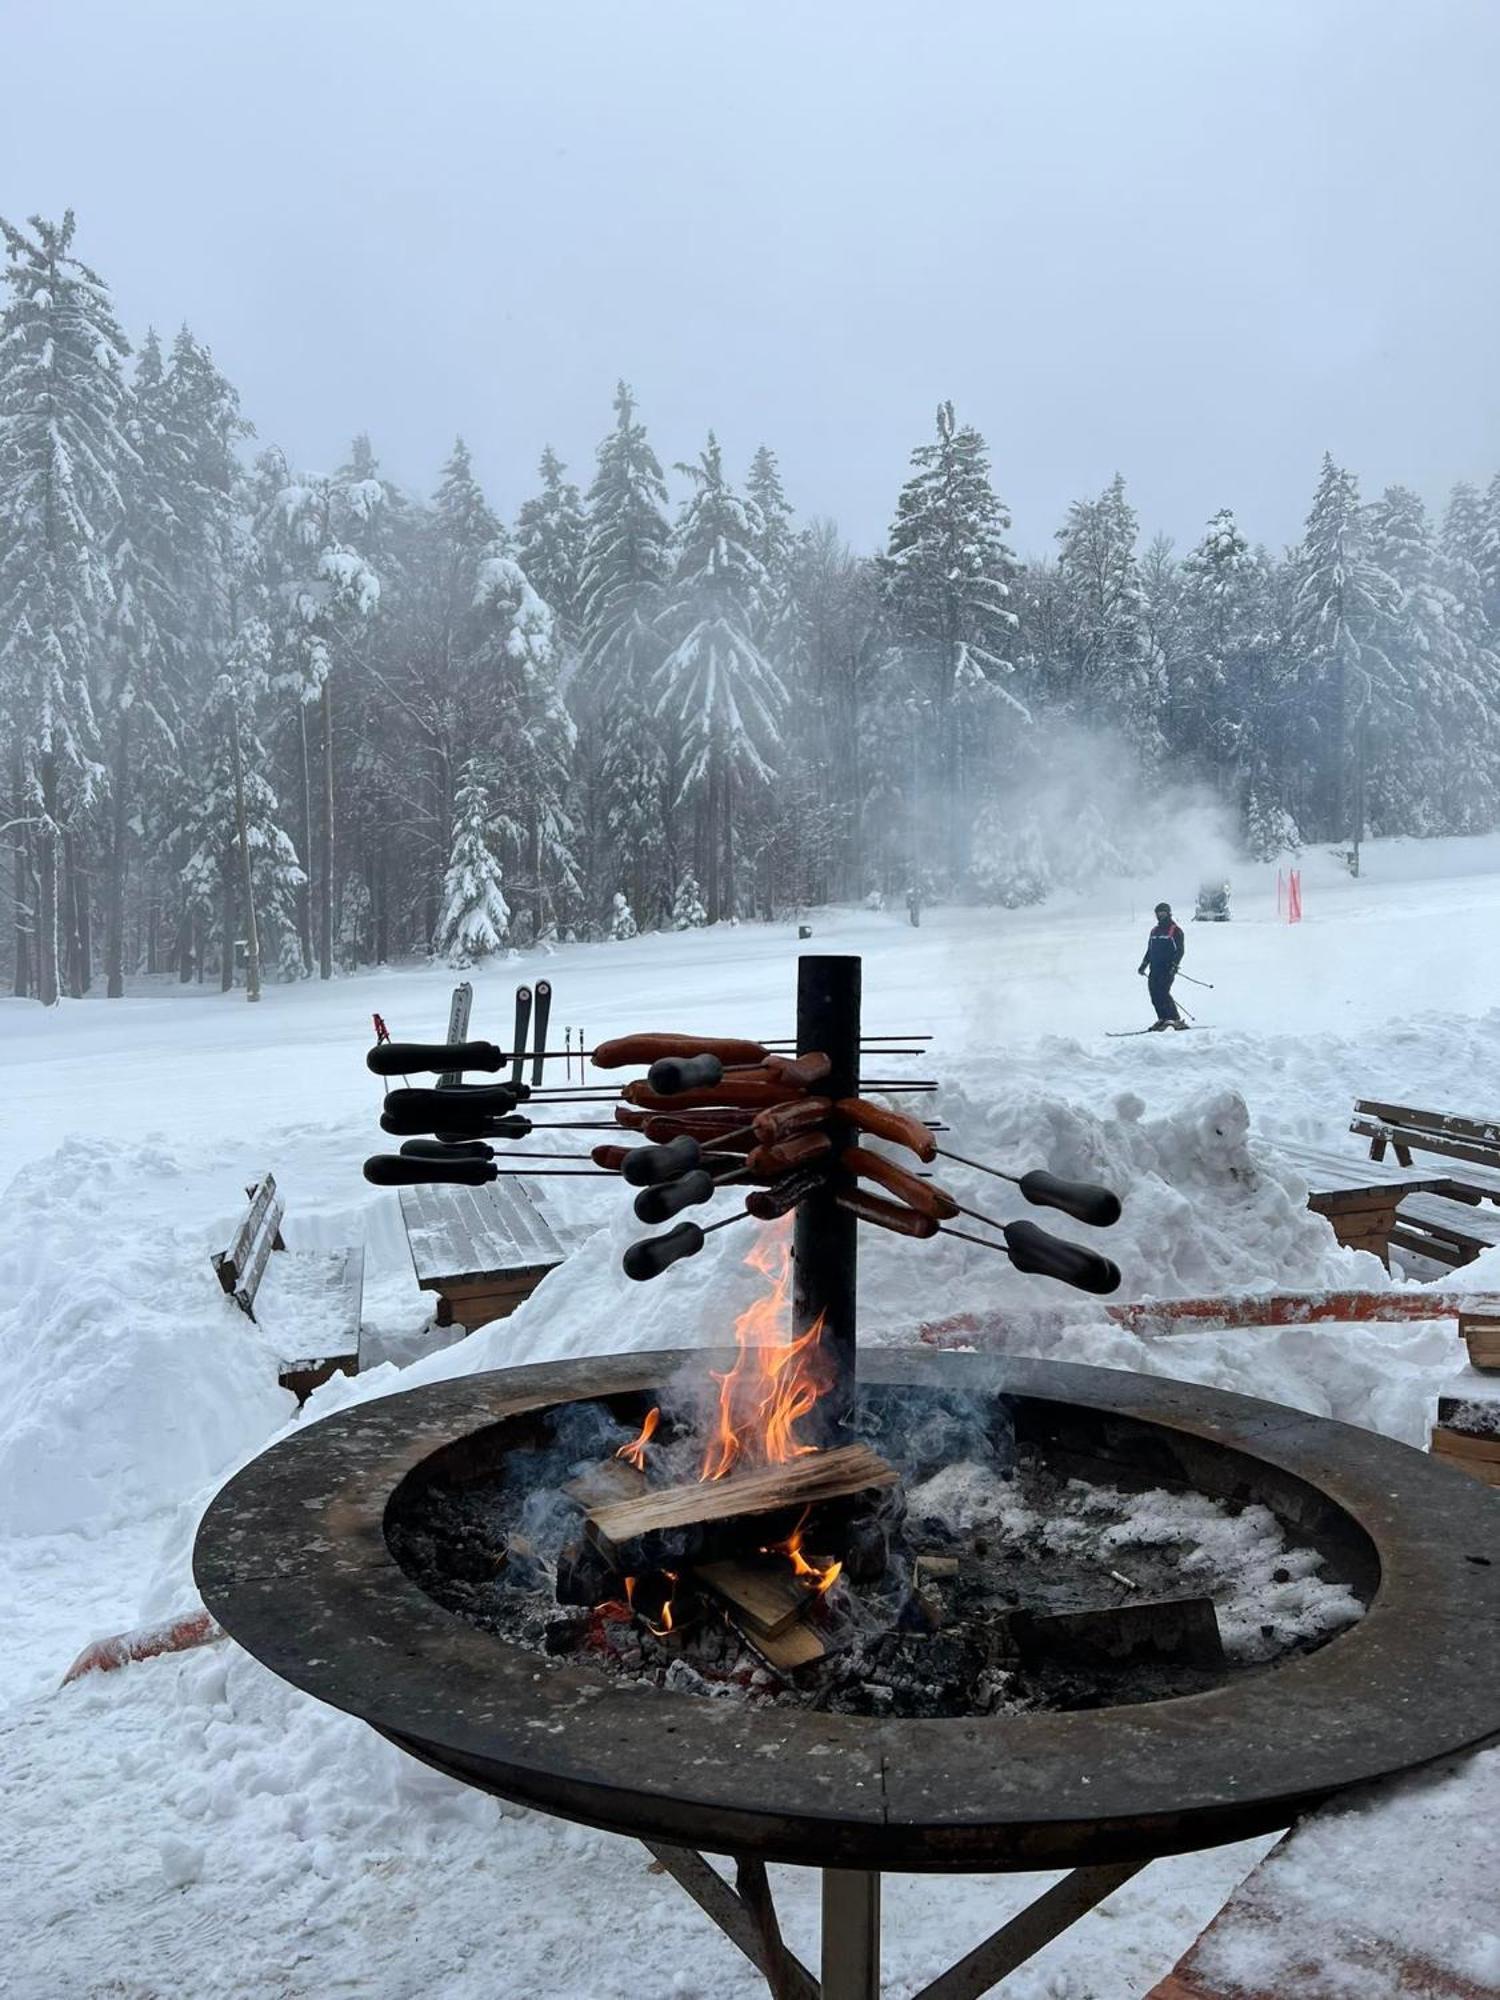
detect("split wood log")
[585,1443,898,1572]
[694,1560,821,1639]
[738,1616,826,1672]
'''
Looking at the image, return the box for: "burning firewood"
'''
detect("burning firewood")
[584,1442,898,1572]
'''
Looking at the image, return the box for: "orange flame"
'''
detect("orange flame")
[768,1507,843,1595]
[701,1222,830,1481]
[616,1407,660,1470]
[646,1571,678,1639]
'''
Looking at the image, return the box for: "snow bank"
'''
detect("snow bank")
[0,1138,292,1536]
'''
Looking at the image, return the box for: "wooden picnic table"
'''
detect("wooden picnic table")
[399,1177,564,1331]
[1266,1141,1451,1268]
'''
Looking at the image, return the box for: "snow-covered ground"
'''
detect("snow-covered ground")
[3,836,1499,1998]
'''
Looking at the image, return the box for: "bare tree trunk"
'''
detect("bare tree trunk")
[75,841,92,992]
[229,708,262,1003]
[374,828,389,964]
[61,828,83,999]
[11,746,32,998]
[296,705,315,974]
[106,706,129,997]
[219,864,235,992]
[36,753,60,1006]
[319,680,334,980]
[702,770,719,924]
[721,765,735,921]
[194,909,205,985]
[146,874,160,976]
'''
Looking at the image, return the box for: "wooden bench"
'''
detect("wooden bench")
[1147,1747,1500,1999]
[212,1174,365,1401]
[399,1176,564,1331]
[1265,1141,1449,1268]
[1390,1190,1500,1269]
[1353,1098,1500,1193]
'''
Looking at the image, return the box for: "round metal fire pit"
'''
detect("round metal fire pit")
[194,1347,1500,1873]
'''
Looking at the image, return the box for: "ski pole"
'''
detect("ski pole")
[1176,972,1214,989]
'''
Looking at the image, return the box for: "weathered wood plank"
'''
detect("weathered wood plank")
[587,1444,897,1568]
[214,1173,278,1291]
[1396,1191,1500,1253]
[233,1192,286,1318]
[398,1178,563,1289]
[1353,1097,1500,1145]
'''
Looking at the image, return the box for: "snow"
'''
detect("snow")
[1187,1746,1500,2000]
[3,834,1499,1995]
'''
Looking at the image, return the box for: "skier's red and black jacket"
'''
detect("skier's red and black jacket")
[1139,920,1185,976]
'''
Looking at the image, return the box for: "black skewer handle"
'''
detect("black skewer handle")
[399,1138,493,1161]
[366,1041,504,1076]
[646,1053,725,1094]
[632,1169,717,1224]
[621,1135,702,1186]
[364,1154,496,1188]
[1003,1219,1121,1295]
[381,1106,532,1141]
[1017,1171,1123,1229]
[379,1085,521,1135]
[623,1221,706,1281]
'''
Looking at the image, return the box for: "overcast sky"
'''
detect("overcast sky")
[3,0,1496,556]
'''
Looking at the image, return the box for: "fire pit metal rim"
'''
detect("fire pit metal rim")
[194,1346,1500,1872]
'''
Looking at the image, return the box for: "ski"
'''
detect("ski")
[511,985,532,1088]
[532,980,552,1086]
[1106,1024,1206,1037]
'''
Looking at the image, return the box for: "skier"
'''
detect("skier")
[1138,902,1186,1029]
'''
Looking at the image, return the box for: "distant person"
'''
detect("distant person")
[1138,902,1186,1029]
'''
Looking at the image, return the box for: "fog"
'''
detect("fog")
[2,0,1496,547]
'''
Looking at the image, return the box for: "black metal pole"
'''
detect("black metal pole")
[792,954,861,1443]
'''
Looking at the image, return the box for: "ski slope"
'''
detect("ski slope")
[3,834,1499,1998]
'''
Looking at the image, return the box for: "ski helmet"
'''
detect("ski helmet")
[1154,902,1171,917]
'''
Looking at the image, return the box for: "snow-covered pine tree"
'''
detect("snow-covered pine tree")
[670,869,708,929]
[1177,507,1288,806]
[781,520,885,899]
[328,434,415,973]
[515,447,586,659]
[1476,470,1500,639]
[0,212,133,1003]
[434,763,510,966]
[471,546,579,940]
[103,329,184,995]
[577,383,673,928]
[609,890,638,939]
[1366,483,1500,833]
[654,433,789,922]
[178,618,305,997]
[879,402,1021,885]
[403,437,504,939]
[1290,455,1400,857]
[745,445,796,645]
[1241,788,1301,860]
[1051,474,1158,757]
[256,456,380,978]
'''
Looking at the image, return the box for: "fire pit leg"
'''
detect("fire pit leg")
[793,954,862,1445]
[821,1867,881,2000]
[641,1843,818,2000]
[907,1858,1148,2000]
